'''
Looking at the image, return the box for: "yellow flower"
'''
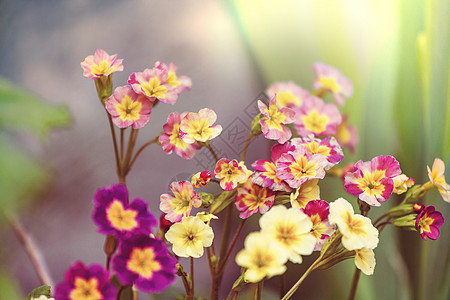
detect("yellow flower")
[427,158,450,203]
[290,179,320,209]
[354,248,376,275]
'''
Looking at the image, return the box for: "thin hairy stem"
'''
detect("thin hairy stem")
[347,268,361,300]
[206,143,219,162]
[106,112,122,182]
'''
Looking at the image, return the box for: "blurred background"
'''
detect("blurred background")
[0,0,449,299]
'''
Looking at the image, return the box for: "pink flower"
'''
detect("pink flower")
[313,62,353,106]
[344,155,402,206]
[415,205,444,240]
[179,108,223,143]
[160,181,202,223]
[154,61,192,95]
[258,96,295,144]
[291,135,344,170]
[336,114,359,154]
[128,66,178,104]
[80,49,123,79]
[214,158,251,191]
[191,170,212,188]
[105,86,152,129]
[294,96,342,137]
[265,81,310,108]
[302,200,335,251]
[159,112,199,159]
[276,144,328,189]
[235,178,275,219]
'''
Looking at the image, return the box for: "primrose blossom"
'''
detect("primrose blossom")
[154,61,192,95]
[80,49,123,79]
[313,62,353,106]
[427,158,450,203]
[291,135,344,170]
[160,181,202,223]
[302,200,335,251]
[179,108,223,143]
[415,205,445,240]
[234,178,275,219]
[290,179,320,209]
[266,81,310,108]
[214,158,252,191]
[258,96,295,144]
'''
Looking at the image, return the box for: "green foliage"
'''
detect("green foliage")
[24,285,51,300]
[0,272,22,299]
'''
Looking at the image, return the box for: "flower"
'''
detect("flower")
[427,158,450,202]
[154,61,192,95]
[191,170,212,188]
[258,96,295,144]
[290,179,320,209]
[179,108,223,143]
[354,248,376,275]
[265,81,310,108]
[92,184,157,238]
[328,198,379,250]
[159,213,174,233]
[291,135,344,170]
[312,62,353,106]
[415,205,445,240]
[235,231,287,282]
[302,200,335,251]
[235,178,275,219]
[259,205,315,263]
[294,96,342,137]
[344,155,402,206]
[392,174,415,195]
[336,114,358,154]
[54,261,116,300]
[160,181,202,223]
[165,216,214,258]
[112,234,176,293]
[159,112,199,159]
[128,66,178,104]
[105,86,152,129]
[214,158,251,191]
[80,49,123,79]
[276,144,328,189]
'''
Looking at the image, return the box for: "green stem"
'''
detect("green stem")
[241,133,254,162]
[206,143,219,162]
[281,256,320,300]
[347,268,361,300]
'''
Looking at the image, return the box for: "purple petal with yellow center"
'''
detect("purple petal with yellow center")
[415,205,445,240]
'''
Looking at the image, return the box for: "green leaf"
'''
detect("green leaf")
[25,285,51,300]
[198,192,214,208]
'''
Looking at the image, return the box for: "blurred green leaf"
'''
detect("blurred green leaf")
[24,285,51,300]
[0,271,22,299]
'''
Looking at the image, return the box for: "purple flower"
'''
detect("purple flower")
[112,234,177,293]
[415,205,445,240]
[54,261,116,300]
[92,184,157,238]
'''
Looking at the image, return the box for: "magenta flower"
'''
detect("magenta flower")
[302,200,335,251]
[191,170,212,188]
[105,86,153,129]
[344,155,402,206]
[313,62,353,106]
[258,96,295,144]
[291,135,344,170]
[154,61,192,95]
[276,145,328,189]
[80,49,123,79]
[336,114,359,154]
[92,184,157,238]
[214,158,251,191]
[265,81,310,108]
[235,178,275,219]
[160,181,202,223]
[159,112,199,159]
[112,234,176,293]
[128,66,178,104]
[415,205,444,240]
[54,261,116,300]
[294,96,342,137]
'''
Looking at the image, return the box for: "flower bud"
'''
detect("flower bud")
[191,170,211,188]
[391,214,417,231]
[386,204,415,218]
[103,234,118,257]
[250,113,262,136]
[413,202,425,212]
[159,213,174,233]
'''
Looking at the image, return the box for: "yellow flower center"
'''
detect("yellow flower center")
[141,78,168,98]
[319,77,339,93]
[277,92,300,107]
[304,141,331,157]
[241,187,270,211]
[187,119,213,141]
[418,214,434,234]
[337,122,350,143]
[344,211,367,236]
[169,123,188,149]
[289,156,317,180]
[70,277,102,300]
[91,61,112,76]
[251,248,275,270]
[303,110,328,134]
[127,247,162,278]
[116,96,142,121]
[166,71,180,87]
[171,190,193,216]
[357,170,386,197]
[264,105,286,130]
[106,200,138,231]
[274,223,300,247]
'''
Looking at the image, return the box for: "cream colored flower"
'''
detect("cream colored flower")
[427,158,450,203]
[392,174,415,195]
[354,248,376,275]
[290,179,320,208]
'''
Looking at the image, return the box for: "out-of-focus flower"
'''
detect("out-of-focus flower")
[276,145,328,189]
[128,66,177,104]
[92,184,157,238]
[294,96,342,137]
[32,296,54,300]
[154,61,192,95]
[214,158,251,191]
[344,155,401,206]
[354,248,376,275]
[235,231,287,282]
[159,213,174,233]
[336,114,358,154]
[312,62,353,106]
[415,205,445,240]
[413,203,425,212]
[54,261,116,300]
[165,216,214,258]
[179,108,222,143]
[258,96,295,144]
[266,81,310,108]
[191,170,212,188]
[159,112,199,160]
[302,200,335,251]
[160,181,202,223]
[195,212,218,225]
[105,86,152,129]
[235,178,275,219]
[329,198,379,250]
[392,174,415,195]
[80,49,123,79]
[427,158,450,203]
[291,135,344,170]
[259,205,315,263]
[290,179,320,209]
[112,234,176,293]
